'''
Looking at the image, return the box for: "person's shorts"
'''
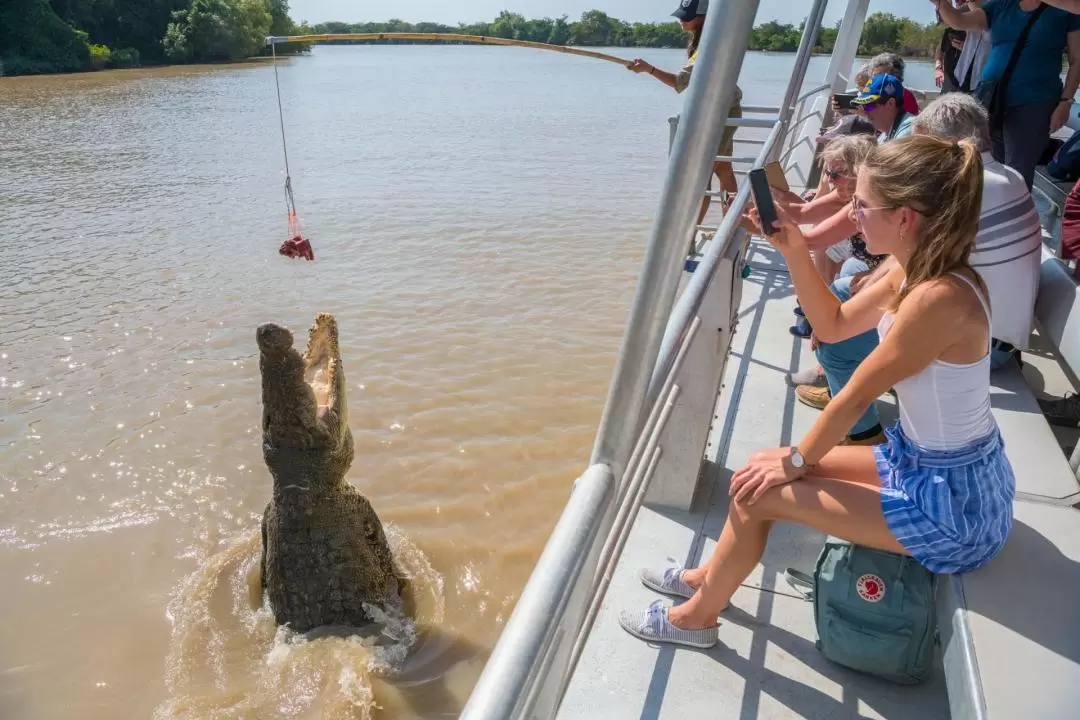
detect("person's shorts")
[716,88,743,162]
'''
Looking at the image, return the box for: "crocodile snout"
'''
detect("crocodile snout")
[257,323,294,354]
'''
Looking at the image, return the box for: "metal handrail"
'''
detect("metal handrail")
[459,2,760,718]
[646,0,828,411]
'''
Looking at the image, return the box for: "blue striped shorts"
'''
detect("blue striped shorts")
[873,422,1015,575]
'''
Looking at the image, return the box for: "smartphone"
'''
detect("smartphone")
[748,167,779,236]
[833,92,857,110]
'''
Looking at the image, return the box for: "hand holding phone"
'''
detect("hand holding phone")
[748,168,780,236]
[747,167,806,253]
[833,93,857,111]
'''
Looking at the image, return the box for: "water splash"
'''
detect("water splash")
[154,524,446,719]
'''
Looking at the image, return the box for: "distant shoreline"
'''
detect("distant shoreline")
[0,47,933,82]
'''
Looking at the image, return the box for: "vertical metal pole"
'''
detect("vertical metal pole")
[588,0,760,486]
[646,0,827,408]
[825,0,872,93]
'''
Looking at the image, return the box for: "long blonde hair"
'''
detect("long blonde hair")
[859,135,984,310]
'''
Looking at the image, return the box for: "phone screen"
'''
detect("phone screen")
[748,168,779,236]
[833,93,857,110]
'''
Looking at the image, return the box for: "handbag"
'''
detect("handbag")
[974,2,1047,129]
[785,537,938,685]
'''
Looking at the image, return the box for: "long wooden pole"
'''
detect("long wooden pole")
[265,33,634,68]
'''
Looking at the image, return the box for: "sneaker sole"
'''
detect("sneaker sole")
[618,618,718,649]
[641,575,694,599]
[796,394,830,411]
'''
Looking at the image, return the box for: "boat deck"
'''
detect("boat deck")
[559,239,951,719]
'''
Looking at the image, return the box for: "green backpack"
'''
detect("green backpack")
[785,537,938,685]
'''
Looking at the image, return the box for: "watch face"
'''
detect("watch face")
[790,450,805,468]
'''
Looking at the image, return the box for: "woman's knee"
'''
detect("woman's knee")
[730,486,788,522]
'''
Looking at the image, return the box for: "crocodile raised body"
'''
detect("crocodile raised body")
[256,313,405,633]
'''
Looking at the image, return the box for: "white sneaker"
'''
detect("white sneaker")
[618,600,718,649]
[640,566,695,599]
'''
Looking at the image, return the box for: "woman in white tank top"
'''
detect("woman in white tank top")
[621,135,1015,650]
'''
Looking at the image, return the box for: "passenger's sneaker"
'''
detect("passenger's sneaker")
[640,566,696,599]
[796,384,831,410]
[618,600,718,649]
[788,366,827,388]
[1039,393,1080,428]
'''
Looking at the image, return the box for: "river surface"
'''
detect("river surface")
[0,46,934,719]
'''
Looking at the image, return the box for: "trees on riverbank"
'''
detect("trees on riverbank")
[307,11,941,58]
[0,0,304,75]
[1,6,940,77]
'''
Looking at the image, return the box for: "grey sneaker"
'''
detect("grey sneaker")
[640,566,696,599]
[618,600,718,649]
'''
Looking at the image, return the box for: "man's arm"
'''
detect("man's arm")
[933,0,989,31]
[1053,31,1080,132]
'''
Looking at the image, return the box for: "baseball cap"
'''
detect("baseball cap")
[672,0,708,21]
[817,114,878,144]
[853,73,904,107]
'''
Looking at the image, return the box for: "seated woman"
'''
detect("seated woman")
[619,135,1016,649]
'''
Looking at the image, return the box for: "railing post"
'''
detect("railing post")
[825,0,872,94]
[588,0,760,499]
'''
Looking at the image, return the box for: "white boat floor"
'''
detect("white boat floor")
[559,239,949,720]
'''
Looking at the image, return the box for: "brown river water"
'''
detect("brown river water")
[0,46,929,719]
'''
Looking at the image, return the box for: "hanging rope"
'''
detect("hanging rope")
[271,42,314,261]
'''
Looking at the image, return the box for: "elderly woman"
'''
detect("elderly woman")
[934,0,1080,188]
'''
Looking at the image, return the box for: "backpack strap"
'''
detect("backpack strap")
[784,567,815,601]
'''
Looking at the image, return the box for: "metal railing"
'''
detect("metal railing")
[460,1,831,717]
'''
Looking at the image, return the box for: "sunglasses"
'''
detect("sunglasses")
[824,168,851,182]
[851,197,893,224]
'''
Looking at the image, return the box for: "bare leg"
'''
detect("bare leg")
[670,446,906,629]
[715,160,738,195]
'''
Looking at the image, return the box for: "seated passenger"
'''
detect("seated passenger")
[853,74,917,142]
[867,51,921,116]
[911,92,1042,370]
[620,135,1015,649]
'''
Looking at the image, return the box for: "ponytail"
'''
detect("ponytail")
[860,135,984,310]
[688,25,703,58]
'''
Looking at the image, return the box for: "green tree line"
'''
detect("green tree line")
[306,10,940,58]
[0,6,940,77]
[0,0,306,75]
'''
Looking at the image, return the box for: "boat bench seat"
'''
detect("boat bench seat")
[1032,112,1078,242]
[938,247,1080,719]
[1032,168,1072,212]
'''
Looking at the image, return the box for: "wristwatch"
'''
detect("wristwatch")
[789,447,807,470]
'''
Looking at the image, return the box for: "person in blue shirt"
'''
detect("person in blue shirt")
[934,0,1080,188]
[851,74,917,142]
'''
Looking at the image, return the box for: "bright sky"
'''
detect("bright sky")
[288,0,937,27]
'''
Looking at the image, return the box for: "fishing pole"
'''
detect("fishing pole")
[265,33,634,68]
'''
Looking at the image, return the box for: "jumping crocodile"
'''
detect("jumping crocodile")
[257,313,404,633]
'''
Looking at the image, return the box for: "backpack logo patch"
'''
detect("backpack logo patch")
[856,573,885,602]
